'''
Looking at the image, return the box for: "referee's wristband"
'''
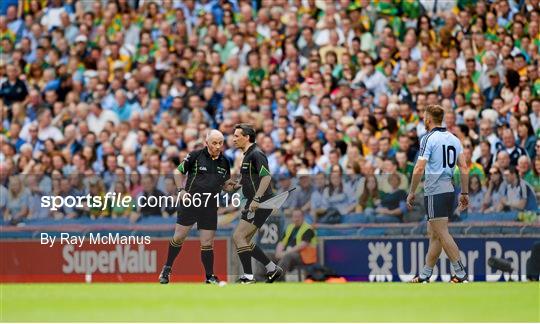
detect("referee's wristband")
[253,196,261,203]
[460,192,469,195]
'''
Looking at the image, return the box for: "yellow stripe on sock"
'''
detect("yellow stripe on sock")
[170,240,183,247]
[236,246,251,253]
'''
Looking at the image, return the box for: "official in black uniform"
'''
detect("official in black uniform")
[231,124,284,284]
[159,130,233,284]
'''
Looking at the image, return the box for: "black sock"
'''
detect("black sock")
[237,246,253,275]
[250,243,271,266]
[165,238,183,267]
[201,245,214,278]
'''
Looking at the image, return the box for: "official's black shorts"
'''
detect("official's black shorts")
[424,192,456,220]
[176,206,218,230]
[240,197,273,228]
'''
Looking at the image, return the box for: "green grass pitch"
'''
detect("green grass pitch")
[1,282,539,322]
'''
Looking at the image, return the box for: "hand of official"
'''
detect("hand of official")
[223,179,241,192]
[249,200,260,212]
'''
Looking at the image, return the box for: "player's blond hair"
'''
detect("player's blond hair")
[425,105,445,125]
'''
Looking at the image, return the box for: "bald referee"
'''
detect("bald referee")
[159,130,233,284]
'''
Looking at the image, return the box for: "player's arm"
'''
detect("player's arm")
[408,134,432,208]
[407,158,426,208]
[457,152,470,210]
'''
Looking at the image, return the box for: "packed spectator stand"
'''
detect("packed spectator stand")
[0,0,539,231]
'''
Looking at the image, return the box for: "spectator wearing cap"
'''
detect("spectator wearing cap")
[483,70,504,109]
[498,128,527,167]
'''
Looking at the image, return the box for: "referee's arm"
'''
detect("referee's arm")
[253,151,272,200]
[173,168,187,197]
[174,152,195,196]
[254,175,271,199]
[248,152,272,211]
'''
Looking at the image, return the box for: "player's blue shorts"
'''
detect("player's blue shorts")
[424,192,455,220]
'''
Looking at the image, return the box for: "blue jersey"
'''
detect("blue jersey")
[418,127,463,196]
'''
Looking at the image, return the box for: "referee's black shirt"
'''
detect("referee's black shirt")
[177,147,231,195]
[240,143,273,200]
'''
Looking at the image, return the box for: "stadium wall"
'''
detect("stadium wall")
[0,238,229,283]
[322,236,538,282]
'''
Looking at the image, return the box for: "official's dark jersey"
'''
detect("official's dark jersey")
[177,148,230,195]
[240,144,273,200]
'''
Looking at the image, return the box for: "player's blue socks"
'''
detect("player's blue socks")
[419,265,433,280]
[451,260,466,278]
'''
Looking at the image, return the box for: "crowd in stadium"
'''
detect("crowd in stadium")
[0,0,539,225]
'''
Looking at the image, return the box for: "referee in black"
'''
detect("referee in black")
[231,124,284,283]
[159,130,234,284]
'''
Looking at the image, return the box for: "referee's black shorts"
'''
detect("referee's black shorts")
[240,196,273,228]
[176,205,218,230]
[424,192,456,220]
